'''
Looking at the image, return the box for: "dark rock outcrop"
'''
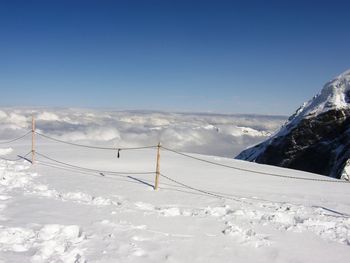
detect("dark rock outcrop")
[236,70,350,179]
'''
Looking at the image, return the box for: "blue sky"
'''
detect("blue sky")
[0,0,349,115]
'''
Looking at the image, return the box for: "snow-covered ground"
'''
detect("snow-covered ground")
[0,136,349,262]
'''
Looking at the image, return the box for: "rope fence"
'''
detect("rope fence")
[37,160,136,180]
[0,116,349,197]
[35,131,157,151]
[159,172,243,201]
[35,151,155,176]
[0,131,31,144]
[160,146,349,183]
[0,151,32,162]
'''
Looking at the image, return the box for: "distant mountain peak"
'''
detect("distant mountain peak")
[295,69,350,119]
[236,69,350,180]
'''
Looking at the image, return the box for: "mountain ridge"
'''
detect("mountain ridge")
[236,70,350,180]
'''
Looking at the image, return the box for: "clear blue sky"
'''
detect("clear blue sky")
[0,0,349,115]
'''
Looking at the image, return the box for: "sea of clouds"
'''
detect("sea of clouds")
[0,108,286,157]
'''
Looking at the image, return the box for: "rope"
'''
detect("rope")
[0,156,23,162]
[0,129,347,184]
[37,160,129,179]
[39,160,223,197]
[37,161,189,191]
[159,173,242,201]
[0,131,31,144]
[35,151,155,176]
[160,173,350,218]
[161,146,350,183]
[0,151,32,162]
[35,132,157,150]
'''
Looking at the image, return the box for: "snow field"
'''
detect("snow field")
[0,160,86,262]
[0,224,84,262]
[0,145,350,262]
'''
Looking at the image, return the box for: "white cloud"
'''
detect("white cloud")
[36,112,61,121]
[0,108,286,157]
[59,127,121,142]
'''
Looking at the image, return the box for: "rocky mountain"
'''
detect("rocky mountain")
[236,70,350,180]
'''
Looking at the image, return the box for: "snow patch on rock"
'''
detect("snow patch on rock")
[340,159,350,181]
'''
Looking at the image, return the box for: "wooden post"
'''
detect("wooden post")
[31,115,35,164]
[154,142,161,190]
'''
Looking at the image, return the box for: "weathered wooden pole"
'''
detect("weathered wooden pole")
[31,115,35,164]
[154,142,161,190]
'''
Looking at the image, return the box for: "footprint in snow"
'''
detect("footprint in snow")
[0,224,86,262]
[222,222,271,248]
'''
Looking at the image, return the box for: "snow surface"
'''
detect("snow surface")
[0,140,349,262]
[0,148,13,156]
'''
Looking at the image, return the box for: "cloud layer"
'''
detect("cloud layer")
[0,108,286,157]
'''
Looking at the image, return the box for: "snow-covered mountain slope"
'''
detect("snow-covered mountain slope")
[236,69,350,179]
[291,69,350,119]
[0,140,349,263]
